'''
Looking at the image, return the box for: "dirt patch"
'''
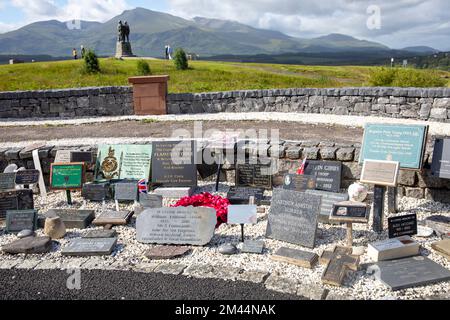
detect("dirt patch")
[0,120,363,143]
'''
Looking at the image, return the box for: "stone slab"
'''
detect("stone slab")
[431,239,450,260]
[44,209,95,229]
[114,181,138,201]
[144,245,191,260]
[154,263,186,275]
[92,210,133,226]
[136,207,216,246]
[139,193,163,208]
[2,236,52,254]
[304,160,342,192]
[366,256,450,291]
[5,209,37,233]
[152,187,194,199]
[82,229,117,238]
[368,236,420,261]
[305,190,349,223]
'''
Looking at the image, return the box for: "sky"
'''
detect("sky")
[0,0,449,50]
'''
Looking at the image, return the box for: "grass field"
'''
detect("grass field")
[0,58,449,92]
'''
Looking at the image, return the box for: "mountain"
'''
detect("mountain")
[0,7,409,57]
[402,46,439,54]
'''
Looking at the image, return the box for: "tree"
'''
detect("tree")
[84,49,100,73]
[174,48,188,70]
[136,59,151,75]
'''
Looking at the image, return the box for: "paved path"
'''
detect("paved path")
[0,269,302,300]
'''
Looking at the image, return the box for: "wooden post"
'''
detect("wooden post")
[387,186,398,213]
[346,222,353,248]
[372,185,386,233]
[66,190,72,205]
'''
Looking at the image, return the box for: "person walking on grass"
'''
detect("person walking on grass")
[168,45,173,60]
[72,48,78,60]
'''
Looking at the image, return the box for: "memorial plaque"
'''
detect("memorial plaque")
[114,181,138,201]
[226,187,264,205]
[45,209,95,229]
[361,160,399,187]
[95,144,152,181]
[304,160,342,192]
[305,190,349,223]
[139,193,163,208]
[61,237,117,256]
[360,123,428,169]
[266,188,321,248]
[0,172,16,190]
[151,141,197,187]
[388,214,417,238]
[367,256,450,291]
[136,207,217,246]
[431,239,450,261]
[0,189,34,220]
[5,210,37,233]
[271,247,319,269]
[431,138,450,179]
[50,163,84,190]
[368,236,420,261]
[241,240,264,254]
[15,170,40,185]
[82,182,110,201]
[71,151,93,163]
[54,150,72,163]
[320,246,359,286]
[282,174,316,192]
[227,205,257,225]
[83,229,117,239]
[236,159,272,189]
[93,210,133,226]
[330,201,369,223]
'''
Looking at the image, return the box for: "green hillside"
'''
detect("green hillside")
[0,58,448,92]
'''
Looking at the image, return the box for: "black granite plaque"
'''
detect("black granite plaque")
[0,172,16,190]
[282,174,316,192]
[266,188,321,248]
[226,187,264,205]
[114,181,138,201]
[330,201,370,223]
[197,147,219,179]
[71,151,93,163]
[304,160,342,192]
[236,159,272,190]
[82,182,110,201]
[388,214,418,238]
[305,190,349,223]
[431,138,450,179]
[372,185,386,232]
[44,209,95,229]
[15,170,40,185]
[139,193,163,208]
[151,140,197,187]
[6,210,37,233]
[0,189,34,220]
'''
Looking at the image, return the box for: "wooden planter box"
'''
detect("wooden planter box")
[128,75,169,115]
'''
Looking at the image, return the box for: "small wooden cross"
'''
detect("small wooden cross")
[319,246,359,286]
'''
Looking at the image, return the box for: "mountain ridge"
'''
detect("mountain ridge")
[0,7,437,57]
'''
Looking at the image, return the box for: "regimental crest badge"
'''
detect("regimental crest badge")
[101,147,119,180]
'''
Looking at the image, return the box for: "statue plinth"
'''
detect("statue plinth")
[115,41,135,58]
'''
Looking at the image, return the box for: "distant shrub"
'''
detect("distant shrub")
[83,49,100,73]
[174,48,189,70]
[136,60,151,75]
[368,67,446,87]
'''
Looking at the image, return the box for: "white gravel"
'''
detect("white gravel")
[1,182,449,300]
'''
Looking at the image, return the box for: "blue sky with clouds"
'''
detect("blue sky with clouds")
[1,0,449,50]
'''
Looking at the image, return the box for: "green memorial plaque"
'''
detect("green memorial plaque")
[50,163,84,190]
[360,123,428,169]
[95,144,152,181]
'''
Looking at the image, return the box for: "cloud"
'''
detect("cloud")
[11,0,130,22]
[167,0,450,50]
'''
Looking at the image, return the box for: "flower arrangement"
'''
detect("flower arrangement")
[172,192,230,228]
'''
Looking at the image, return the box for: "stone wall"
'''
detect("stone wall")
[1,86,450,120]
[167,87,450,121]
[0,138,448,203]
[0,87,133,118]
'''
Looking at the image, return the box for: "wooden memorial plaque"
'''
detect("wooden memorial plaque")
[360,160,399,187]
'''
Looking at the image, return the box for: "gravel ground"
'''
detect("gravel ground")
[1,181,449,300]
[0,268,300,300]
